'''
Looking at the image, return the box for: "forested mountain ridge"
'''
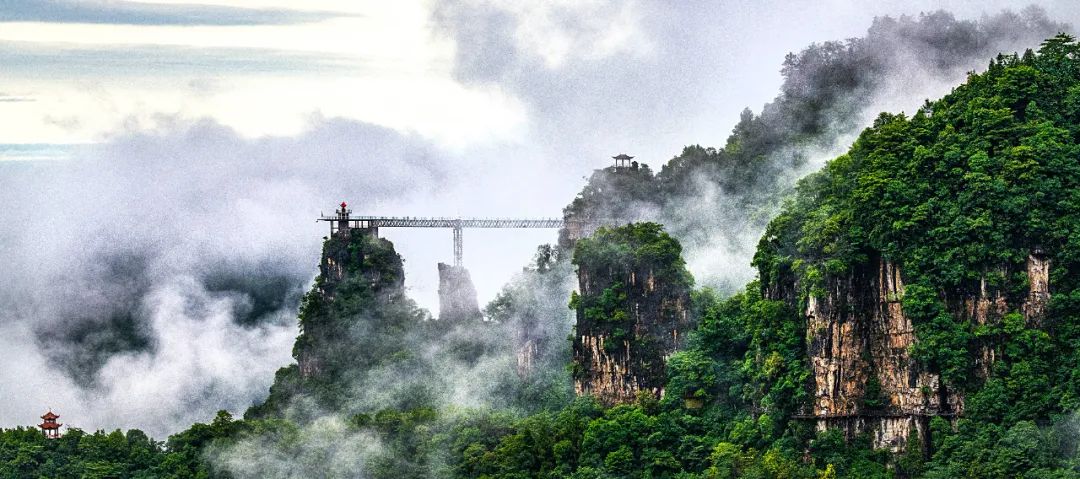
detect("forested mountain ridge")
[6,25,1080,479]
[749,31,1080,470]
[440,32,1080,478]
[234,34,1080,477]
[562,9,1065,294]
[444,32,1080,477]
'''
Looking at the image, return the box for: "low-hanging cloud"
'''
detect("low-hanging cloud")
[3,0,1080,446]
[0,116,449,438]
[206,246,577,477]
[660,6,1071,293]
[433,2,1073,294]
[209,416,384,479]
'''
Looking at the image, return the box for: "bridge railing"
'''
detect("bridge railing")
[318,215,579,229]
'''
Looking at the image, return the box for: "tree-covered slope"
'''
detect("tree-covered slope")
[247,232,432,417]
[448,34,1080,478]
[8,25,1080,479]
[570,223,695,404]
[563,10,1066,293]
[757,33,1080,409]
[746,33,1080,476]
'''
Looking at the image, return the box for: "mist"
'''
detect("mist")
[462,4,1072,294]
[1,1,1078,443]
[0,117,451,437]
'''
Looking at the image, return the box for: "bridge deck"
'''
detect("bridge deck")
[318,213,596,266]
[319,216,568,228]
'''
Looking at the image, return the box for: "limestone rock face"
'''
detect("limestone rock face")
[316,228,402,301]
[500,251,577,381]
[792,253,1050,451]
[437,263,482,322]
[516,339,538,378]
[804,258,959,451]
[1023,252,1051,325]
[298,229,405,379]
[573,266,692,405]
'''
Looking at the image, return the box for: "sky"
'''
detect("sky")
[2,0,1080,437]
[7,0,1080,300]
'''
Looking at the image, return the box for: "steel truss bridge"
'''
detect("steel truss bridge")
[319,210,587,267]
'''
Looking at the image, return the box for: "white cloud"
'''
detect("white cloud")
[0,3,527,149]
[462,0,652,68]
[4,0,1080,440]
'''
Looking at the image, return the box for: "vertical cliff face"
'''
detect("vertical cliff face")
[790,253,1050,451]
[801,257,957,451]
[573,267,690,403]
[744,41,1080,460]
[570,223,693,405]
[437,263,482,322]
[1022,252,1051,325]
[297,228,406,380]
[315,228,404,302]
[249,226,424,417]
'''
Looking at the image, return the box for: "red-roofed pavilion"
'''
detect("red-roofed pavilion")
[39,410,61,439]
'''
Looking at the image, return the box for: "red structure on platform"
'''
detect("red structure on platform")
[39,410,61,439]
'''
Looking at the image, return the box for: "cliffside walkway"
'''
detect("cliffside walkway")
[319,205,586,266]
[790,411,958,420]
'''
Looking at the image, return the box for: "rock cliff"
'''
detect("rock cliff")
[298,227,406,380]
[437,263,482,322]
[570,223,693,405]
[248,224,423,417]
[776,252,1050,451]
